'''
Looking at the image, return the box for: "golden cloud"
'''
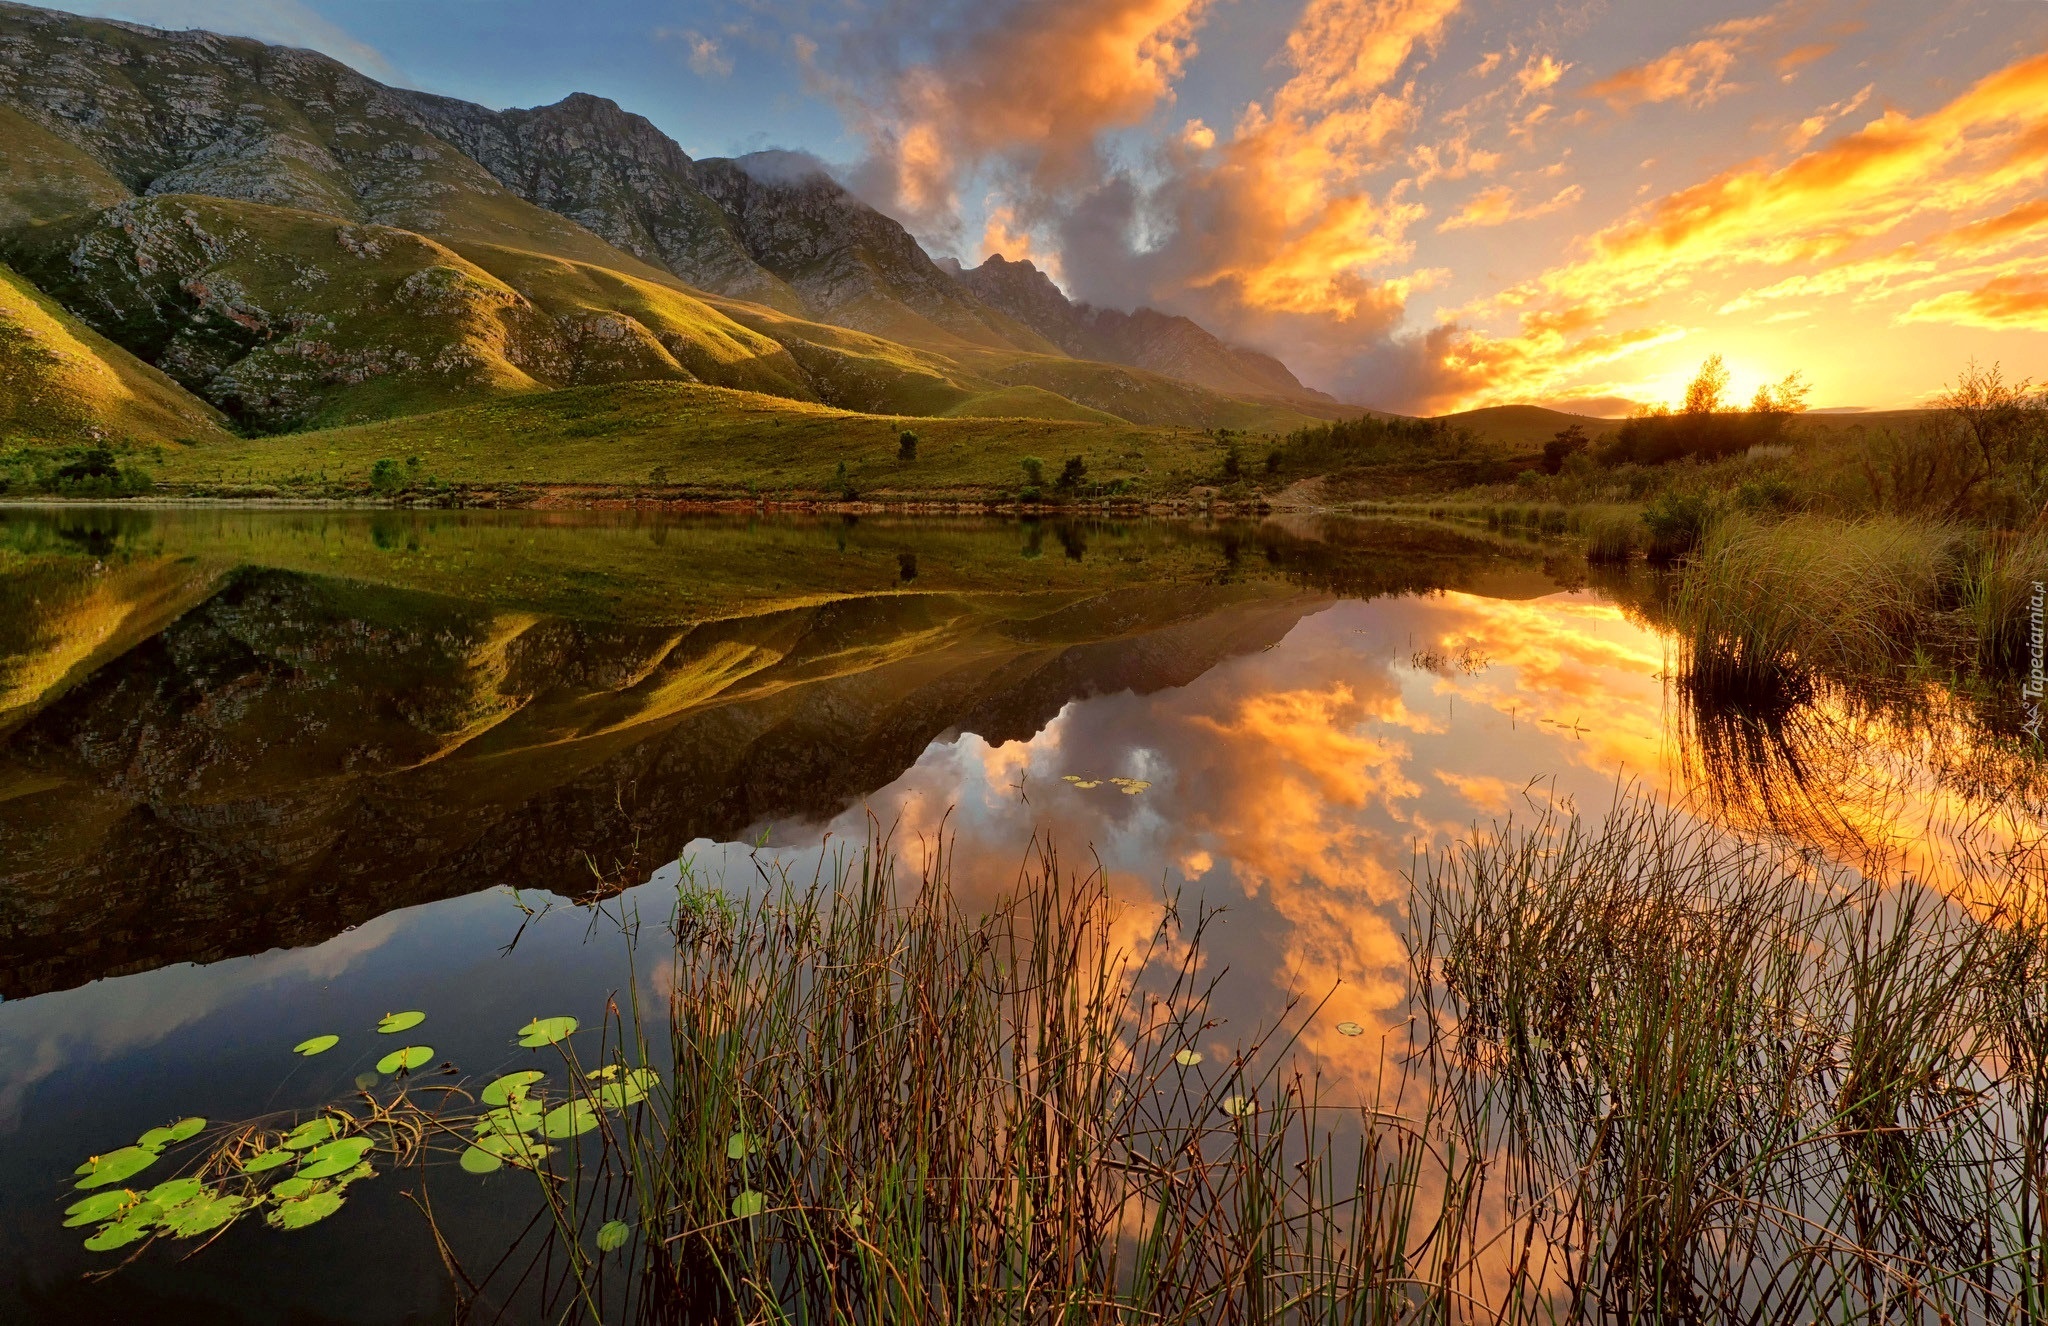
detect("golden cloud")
[1899,273,2048,331]
[1584,12,1775,110]
[1436,182,1582,232]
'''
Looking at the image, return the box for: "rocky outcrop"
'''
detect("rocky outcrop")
[957,254,1336,405]
[398,90,807,315]
[690,154,1060,352]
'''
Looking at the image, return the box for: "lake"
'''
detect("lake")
[1,506,2040,1322]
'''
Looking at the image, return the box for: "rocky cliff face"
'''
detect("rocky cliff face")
[399,90,808,316]
[690,154,1060,352]
[957,255,1335,405]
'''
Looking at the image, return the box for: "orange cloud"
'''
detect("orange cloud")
[1899,273,2048,331]
[835,0,1211,223]
[1584,12,1775,110]
[1436,182,1582,232]
[1515,54,1570,99]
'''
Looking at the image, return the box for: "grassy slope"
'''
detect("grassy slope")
[152,381,1248,497]
[0,260,230,446]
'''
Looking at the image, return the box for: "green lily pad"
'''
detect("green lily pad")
[75,1146,161,1190]
[459,1146,503,1174]
[626,1067,660,1093]
[353,1071,380,1091]
[137,1118,205,1149]
[267,1190,344,1231]
[1174,1049,1203,1066]
[375,1045,433,1075]
[516,1016,578,1048]
[293,1034,341,1056]
[1335,1021,1365,1037]
[63,1190,138,1228]
[481,1070,546,1106]
[269,1176,327,1201]
[731,1190,767,1218]
[376,1011,426,1035]
[331,1161,375,1189]
[474,1131,551,1168]
[540,1099,598,1139]
[241,1148,295,1174]
[83,1219,153,1252]
[477,1103,543,1137]
[596,1219,630,1252]
[594,1081,647,1110]
[143,1177,205,1208]
[164,1193,245,1239]
[587,1063,620,1081]
[295,1137,375,1180]
[284,1117,342,1150]
[1221,1096,1256,1118]
[726,1132,763,1161]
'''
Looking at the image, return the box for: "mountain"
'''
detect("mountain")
[0,0,1350,447]
[954,254,1337,407]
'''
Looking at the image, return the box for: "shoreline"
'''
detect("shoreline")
[0,488,1290,517]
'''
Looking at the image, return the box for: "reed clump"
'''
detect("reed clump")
[1673,513,1964,695]
[554,841,1448,1324]
[1411,789,2047,1325]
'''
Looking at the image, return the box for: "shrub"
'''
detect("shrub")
[1641,491,1715,563]
[1222,443,1243,480]
[1056,455,1087,491]
[369,457,405,494]
[898,430,918,462]
[1019,456,1045,488]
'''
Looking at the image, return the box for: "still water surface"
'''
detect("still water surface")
[0,506,2038,1321]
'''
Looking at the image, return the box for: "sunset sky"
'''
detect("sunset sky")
[45,0,2048,412]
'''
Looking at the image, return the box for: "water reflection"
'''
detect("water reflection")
[0,506,2043,1321]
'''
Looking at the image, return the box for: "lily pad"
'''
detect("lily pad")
[164,1193,245,1239]
[477,1103,544,1137]
[284,1117,342,1150]
[726,1132,763,1161]
[1221,1096,1256,1118]
[63,1190,138,1228]
[594,1081,647,1110]
[75,1146,161,1190]
[1109,777,1152,795]
[475,1132,551,1168]
[353,1071,380,1092]
[731,1190,767,1218]
[137,1118,205,1149]
[459,1146,503,1175]
[293,1034,340,1056]
[587,1064,621,1082]
[1335,1021,1365,1037]
[516,1016,578,1048]
[331,1161,375,1189]
[295,1137,375,1180]
[1061,775,1101,789]
[269,1176,327,1201]
[540,1099,598,1139]
[84,1219,153,1252]
[376,1011,426,1035]
[144,1177,206,1208]
[626,1067,660,1093]
[241,1149,295,1174]
[1174,1049,1203,1066]
[375,1045,433,1075]
[268,1190,344,1231]
[596,1219,630,1252]
[481,1070,546,1106]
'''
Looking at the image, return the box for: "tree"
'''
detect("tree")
[1750,371,1810,416]
[897,430,919,462]
[1056,455,1087,491]
[1684,354,1730,415]
[369,457,405,494]
[1019,456,1045,487]
[1542,423,1589,474]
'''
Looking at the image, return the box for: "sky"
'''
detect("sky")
[40,0,2048,413]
